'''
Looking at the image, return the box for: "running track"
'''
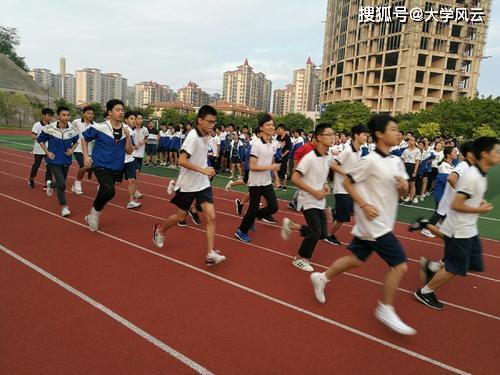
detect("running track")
[1,146,499,374]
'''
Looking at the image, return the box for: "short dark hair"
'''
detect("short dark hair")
[242,125,249,130]
[41,108,54,116]
[473,137,499,160]
[367,114,397,141]
[135,111,143,118]
[124,111,136,119]
[278,124,286,130]
[106,99,124,115]
[197,105,217,123]
[314,124,332,137]
[443,146,454,159]
[258,114,273,127]
[56,106,69,115]
[351,124,368,139]
[460,141,474,159]
[82,106,94,113]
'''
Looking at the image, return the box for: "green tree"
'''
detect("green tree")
[319,101,372,132]
[473,124,499,138]
[275,112,314,132]
[88,102,104,121]
[0,26,28,71]
[0,91,8,121]
[158,109,181,125]
[8,92,31,127]
[417,122,441,139]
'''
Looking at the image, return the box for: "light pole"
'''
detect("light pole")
[46,82,55,107]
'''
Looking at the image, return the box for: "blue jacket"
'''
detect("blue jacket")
[82,121,131,172]
[418,153,436,176]
[37,122,80,166]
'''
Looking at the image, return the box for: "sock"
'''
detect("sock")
[421,285,434,294]
[322,272,331,282]
[428,261,442,272]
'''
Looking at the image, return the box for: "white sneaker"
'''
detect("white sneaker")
[281,218,293,240]
[71,182,83,195]
[224,180,232,191]
[167,180,175,195]
[126,201,141,209]
[153,224,165,248]
[403,197,410,203]
[205,249,226,266]
[375,302,416,336]
[134,191,143,199]
[421,229,436,238]
[46,180,53,196]
[61,207,71,217]
[310,272,328,303]
[420,195,425,202]
[292,257,314,272]
[85,208,100,232]
[412,197,419,204]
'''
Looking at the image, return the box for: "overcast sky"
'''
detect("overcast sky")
[2,0,499,97]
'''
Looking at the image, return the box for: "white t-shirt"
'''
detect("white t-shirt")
[432,150,444,168]
[347,150,409,240]
[437,161,471,216]
[132,127,149,158]
[72,119,95,154]
[401,148,421,163]
[440,166,488,238]
[124,127,136,164]
[438,161,454,174]
[209,135,221,157]
[399,140,408,149]
[333,144,363,195]
[31,121,49,155]
[176,129,211,192]
[248,138,276,187]
[296,149,334,210]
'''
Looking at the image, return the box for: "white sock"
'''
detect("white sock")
[428,261,442,272]
[421,285,434,294]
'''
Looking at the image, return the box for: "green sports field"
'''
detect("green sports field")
[1,133,498,240]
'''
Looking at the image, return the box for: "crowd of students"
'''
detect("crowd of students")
[28,99,499,336]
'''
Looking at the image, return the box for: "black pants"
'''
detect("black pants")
[428,167,438,191]
[239,185,278,233]
[298,208,328,259]
[93,168,117,212]
[30,154,51,182]
[278,155,289,180]
[49,164,69,206]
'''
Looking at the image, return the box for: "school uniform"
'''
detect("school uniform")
[436,160,471,217]
[72,118,95,168]
[345,149,409,267]
[37,122,80,206]
[133,126,149,170]
[439,165,488,276]
[29,120,52,183]
[294,148,334,258]
[170,128,213,212]
[401,148,421,182]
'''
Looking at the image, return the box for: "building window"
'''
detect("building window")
[420,37,429,50]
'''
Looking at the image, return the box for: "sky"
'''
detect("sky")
[2,0,499,97]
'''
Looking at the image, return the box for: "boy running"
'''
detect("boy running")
[28,108,54,189]
[71,106,95,195]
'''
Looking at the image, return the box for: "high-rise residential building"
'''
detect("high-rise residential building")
[102,73,127,104]
[273,84,295,115]
[75,68,103,106]
[127,86,136,107]
[134,81,176,108]
[293,57,321,113]
[321,0,491,114]
[59,57,66,75]
[29,68,62,97]
[178,81,210,107]
[61,73,76,104]
[222,59,272,112]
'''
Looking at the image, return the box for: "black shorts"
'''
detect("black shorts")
[243,169,249,184]
[135,157,143,171]
[74,152,84,168]
[230,155,241,164]
[123,161,136,180]
[171,187,213,212]
[347,232,407,267]
[405,163,416,182]
[443,235,483,276]
[333,194,353,223]
[146,144,158,156]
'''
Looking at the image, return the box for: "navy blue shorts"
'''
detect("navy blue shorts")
[134,157,143,171]
[347,232,407,267]
[443,235,483,276]
[123,161,136,180]
[74,152,84,168]
[405,163,416,182]
[146,144,158,156]
[171,187,213,212]
[333,194,353,223]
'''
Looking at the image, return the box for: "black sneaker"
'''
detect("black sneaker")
[261,216,277,224]
[409,217,429,232]
[419,257,436,285]
[28,178,35,188]
[414,289,444,309]
[323,234,341,246]
[189,210,201,226]
[282,185,287,192]
[178,221,188,227]
[287,201,296,210]
[235,199,244,216]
